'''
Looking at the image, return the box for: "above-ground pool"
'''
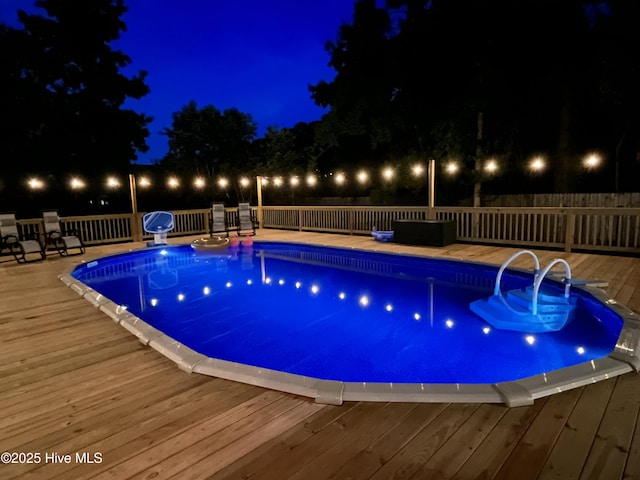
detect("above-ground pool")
[61,241,640,406]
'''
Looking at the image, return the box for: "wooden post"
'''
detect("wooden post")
[129,174,143,242]
[474,111,483,207]
[256,176,264,229]
[428,158,436,219]
[564,209,575,252]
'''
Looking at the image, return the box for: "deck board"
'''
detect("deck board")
[121,394,318,480]
[409,404,508,479]
[239,402,390,480]
[493,388,583,480]
[316,403,447,480]
[1,229,639,479]
[367,403,482,480]
[579,373,640,480]
[452,400,548,480]
[537,379,616,480]
[284,402,418,480]
[211,403,361,480]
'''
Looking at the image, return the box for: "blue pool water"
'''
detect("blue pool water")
[71,242,624,384]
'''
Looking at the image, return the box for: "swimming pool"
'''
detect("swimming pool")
[61,241,640,406]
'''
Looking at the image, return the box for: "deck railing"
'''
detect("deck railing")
[12,206,640,254]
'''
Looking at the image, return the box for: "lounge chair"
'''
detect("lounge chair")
[236,203,256,236]
[42,210,85,256]
[0,213,46,263]
[210,203,230,237]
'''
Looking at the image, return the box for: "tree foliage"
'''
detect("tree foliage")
[160,101,257,180]
[0,0,151,176]
[311,0,395,150]
[310,0,640,194]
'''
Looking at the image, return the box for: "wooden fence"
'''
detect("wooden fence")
[261,206,640,253]
[11,206,640,255]
[485,192,640,208]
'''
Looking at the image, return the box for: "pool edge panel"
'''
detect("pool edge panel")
[192,357,344,404]
[341,382,505,404]
[492,382,534,407]
[579,285,640,372]
[515,358,633,401]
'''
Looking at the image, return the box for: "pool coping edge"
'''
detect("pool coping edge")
[58,243,640,407]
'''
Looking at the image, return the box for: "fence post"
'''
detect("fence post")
[564,210,575,252]
[204,209,211,235]
[349,209,354,235]
[298,208,303,232]
[472,211,480,239]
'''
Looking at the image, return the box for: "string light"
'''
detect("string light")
[382,167,395,181]
[27,177,45,190]
[529,156,545,172]
[583,153,601,169]
[484,159,498,174]
[70,177,86,190]
[17,152,609,194]
[167,176,180,189]
[445,162,459,175]
[106,176,120,188]
[412,164,425,176]
[193,177,206,189]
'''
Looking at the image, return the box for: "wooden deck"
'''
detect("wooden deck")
[1,229,639,480]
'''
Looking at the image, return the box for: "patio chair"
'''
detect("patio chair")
[42,210,85,256]
[210,203,230,237]
[236,202,256,236]
[0,213,46,263]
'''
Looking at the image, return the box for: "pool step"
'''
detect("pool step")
[469,250,577,333]
[470,294,575,333]
[507,287,577,314]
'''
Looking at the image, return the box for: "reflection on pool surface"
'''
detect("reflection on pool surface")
[70,242,625,385]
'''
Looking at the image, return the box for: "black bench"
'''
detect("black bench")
[392,219,457,247]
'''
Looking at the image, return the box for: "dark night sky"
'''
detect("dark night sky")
[0,1,359,164]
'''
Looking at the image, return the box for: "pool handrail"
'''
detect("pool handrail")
[493,249,540,296]
[493,250,574,316]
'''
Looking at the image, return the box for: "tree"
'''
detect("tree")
[311,0,640,198]
[589,0,640,191]
[310,0,395,157]
[252,126,299,175]
[160,101,257,188]
[0,0,151,177]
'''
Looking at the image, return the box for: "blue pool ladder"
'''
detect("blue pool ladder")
[469,250,577,333]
